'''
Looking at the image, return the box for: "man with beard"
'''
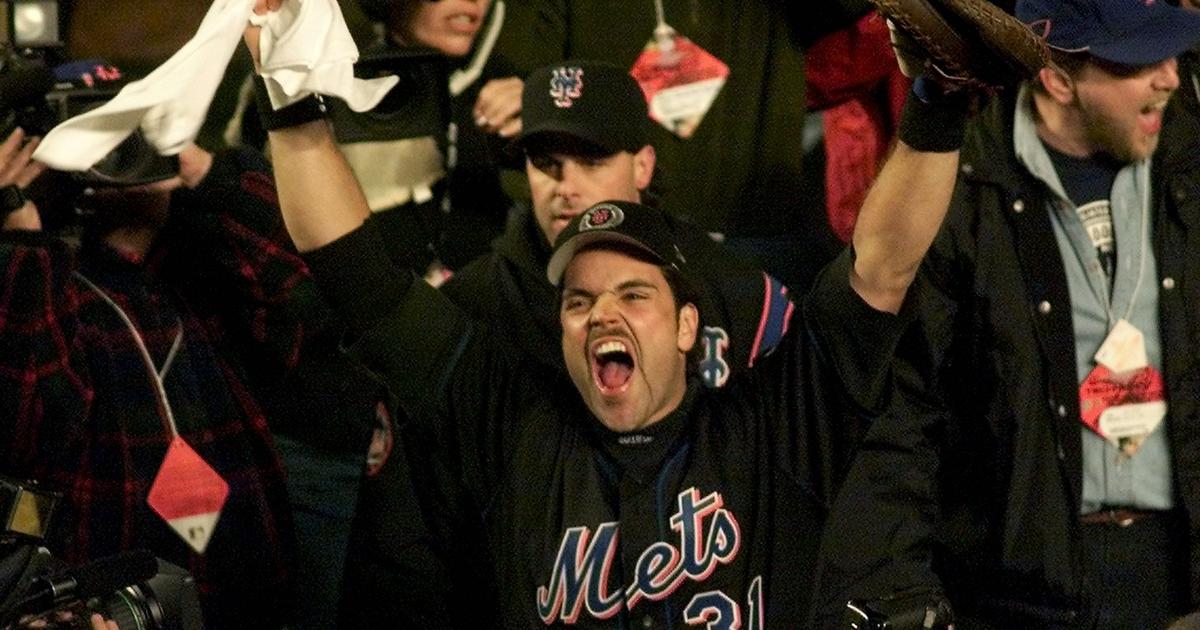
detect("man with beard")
[814,1,1200,628]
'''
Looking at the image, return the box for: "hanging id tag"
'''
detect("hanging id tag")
[1079,363,1166,455]
[630,25,729,139]
[1093,319,1149,374]
[147,436,229,554]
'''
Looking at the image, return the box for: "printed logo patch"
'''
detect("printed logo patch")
[550,67,584,108]
[580,204,625,231]
[699,326,730,389]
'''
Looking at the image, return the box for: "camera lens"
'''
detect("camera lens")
[97,584,165,630]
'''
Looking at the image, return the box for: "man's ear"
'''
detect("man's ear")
[1039,65,1076,106]
[633,145,656,192]
[676,303,699,353]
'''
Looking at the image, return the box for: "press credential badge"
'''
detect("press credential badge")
[147,436,229,554]
[73,274,230,554]
[1078,319,1166,457]
[629,1,728,139]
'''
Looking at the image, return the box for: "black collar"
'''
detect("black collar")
[590,380,699,485]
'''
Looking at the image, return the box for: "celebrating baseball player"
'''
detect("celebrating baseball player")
[241,0,990,625]
[341,58,808,628]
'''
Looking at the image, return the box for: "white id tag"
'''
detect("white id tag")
[1098,401,1167,441]
[1094,319,1149,374]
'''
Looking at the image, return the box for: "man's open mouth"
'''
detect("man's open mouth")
[1137,99,1168,135]
[592,339,635,394]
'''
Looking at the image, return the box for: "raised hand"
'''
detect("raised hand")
[243,0,284,71]
[178,143,214,189]
[473,76,524,138]
[0,128,46,231]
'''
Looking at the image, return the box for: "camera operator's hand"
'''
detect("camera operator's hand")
[0,128,46,232]
[15,610,116,630]
[177,144,214,189]
[473,77,523,138]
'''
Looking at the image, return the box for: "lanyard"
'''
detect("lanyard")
[1093,165,1150,329]
[653,0,667,29]
[1056,163,1151,330]
[651,0,676,47]
[74,272,184,437]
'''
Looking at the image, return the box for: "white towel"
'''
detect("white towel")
[34,0,397,172]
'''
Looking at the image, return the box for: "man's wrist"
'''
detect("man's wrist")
[253,76,329,131]
[0,185,27,215]
[898,80,970,153]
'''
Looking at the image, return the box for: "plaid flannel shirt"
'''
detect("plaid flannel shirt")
[0,148,309,629]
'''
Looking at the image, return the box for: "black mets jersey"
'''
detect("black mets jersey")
[309,222,909,628]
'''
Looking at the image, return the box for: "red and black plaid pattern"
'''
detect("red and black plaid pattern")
[0,148,308,629]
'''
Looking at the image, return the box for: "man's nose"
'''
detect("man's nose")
[555,161,586,197]
[1153,57,1180,92]
[588,292,620,327]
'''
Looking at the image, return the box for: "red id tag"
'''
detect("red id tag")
[147,437,229,554]
[630,29,729,139]
[1079,364,1166,454]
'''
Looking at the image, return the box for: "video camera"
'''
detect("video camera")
[0,477,203,630]
[0,0,178,217]
[0,53,180,188]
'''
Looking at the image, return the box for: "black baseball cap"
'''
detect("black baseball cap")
[1016,0,1200,66]
[547,200,686,285]
[517,60,650,155]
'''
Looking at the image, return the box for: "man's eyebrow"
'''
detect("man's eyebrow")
[561,280,658,298]
[616,279,659,292]
[561,287,594,299]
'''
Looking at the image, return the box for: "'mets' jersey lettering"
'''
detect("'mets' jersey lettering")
[536,488,762,626]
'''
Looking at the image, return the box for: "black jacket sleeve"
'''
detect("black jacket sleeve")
[809,349,951,627]
[809,238,966,627]
[745,248,918,516]
[305,218,536,499]
[804,247,919,416]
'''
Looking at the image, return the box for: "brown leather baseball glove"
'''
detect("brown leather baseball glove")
[872,0,1050,90]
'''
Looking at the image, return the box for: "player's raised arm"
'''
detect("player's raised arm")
[848,117,961,315]
[843,1,1049,314]
[243,0,370,253]
[266,118,370,253]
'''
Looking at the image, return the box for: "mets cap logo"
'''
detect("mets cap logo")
[580,204,625,231]
[550,66,584,108]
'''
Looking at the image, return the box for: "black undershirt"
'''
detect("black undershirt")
[596,381,698,485]
[1045,143,1122,287]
